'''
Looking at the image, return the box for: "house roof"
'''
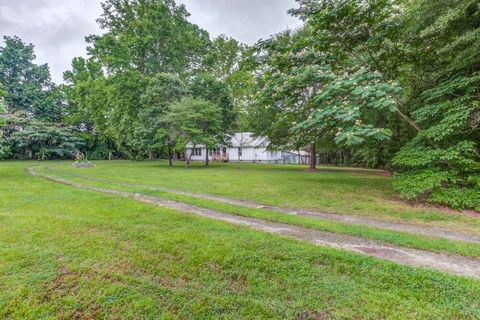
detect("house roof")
[186,132,269,149]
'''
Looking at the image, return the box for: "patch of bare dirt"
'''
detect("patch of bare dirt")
[42,263,80,304]
[296,310,331,320]
[29,167,480,278]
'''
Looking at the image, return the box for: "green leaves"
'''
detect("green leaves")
[295,68,400,146]
[163,97,222,152]
[335,126,393,146]
[0,36,63,122]
[89,0,209,75]
[2,115,84,160]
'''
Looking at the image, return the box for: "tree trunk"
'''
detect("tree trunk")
[237,147,241,169]
[185,145,194,168]
[310,143,316,170]
[168,146,173,167]
[205,147,209,166]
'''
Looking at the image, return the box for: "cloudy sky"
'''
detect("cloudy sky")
[0,0,302,83]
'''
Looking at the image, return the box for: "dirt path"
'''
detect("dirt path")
[29,167,480,278]
[45,168,480,244]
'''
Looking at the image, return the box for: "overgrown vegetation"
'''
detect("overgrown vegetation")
[0,0,479,210]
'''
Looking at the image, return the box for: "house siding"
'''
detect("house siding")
[188,146,284,163]
[185,133,309,164]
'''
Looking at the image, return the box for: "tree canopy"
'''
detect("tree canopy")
[0,0,479,210]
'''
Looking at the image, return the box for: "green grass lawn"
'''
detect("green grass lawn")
[2,161,480,319]
[44,160,480,231]
[37,166,480,259]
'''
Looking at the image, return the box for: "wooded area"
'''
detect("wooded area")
[1,0,479,210]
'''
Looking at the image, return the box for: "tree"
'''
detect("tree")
[87,0,210,76]
[190,73,236,133]
[201,35,245,81]
[230,132,250,168]
[251,34,324,168]
[63,57,105,127]
[390,0,480,210]
[252,28,397,169]
[163,97,222,168]
[289,0,480,209]
[63,0,214,159]
[0,36,63,122]
[200,35,257,131]
[1,111,83,160]
[137,73,188,164]
[0,85,8,158]
[7,123,83,160]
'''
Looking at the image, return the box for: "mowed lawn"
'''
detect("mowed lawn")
[2,161,480,319]
[45,160,480,231]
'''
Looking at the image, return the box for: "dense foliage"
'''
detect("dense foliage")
[248,0,480,210]
[0,0,479,210]
[0,36,64,122]
[0,37,77,159]
[0,85,7,157]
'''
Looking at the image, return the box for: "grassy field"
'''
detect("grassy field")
[37,164,480,259]
[2,161,480,319]
[43,161,480,229]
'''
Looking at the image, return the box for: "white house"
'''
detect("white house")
[186,132,290,163]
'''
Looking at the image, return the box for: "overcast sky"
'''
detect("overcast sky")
[0,0,302,83]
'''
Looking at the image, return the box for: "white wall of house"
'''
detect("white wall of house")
[186,133,304,164]
[188,145,284,163]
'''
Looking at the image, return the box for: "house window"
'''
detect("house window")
[194,148,202,156]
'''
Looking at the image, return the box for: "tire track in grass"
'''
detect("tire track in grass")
[29,167,480,279]
[45,167,480,244]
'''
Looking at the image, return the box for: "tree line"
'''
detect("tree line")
[0,0,479,210]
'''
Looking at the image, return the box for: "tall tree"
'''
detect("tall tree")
[87,0,210,75]
[202,35,244,81]
[0,36,63,122]
[64,0,214,158]
[290,0,480,209]
[0,85,8,158]
[136,73,188,163]
[252,28,397,169]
